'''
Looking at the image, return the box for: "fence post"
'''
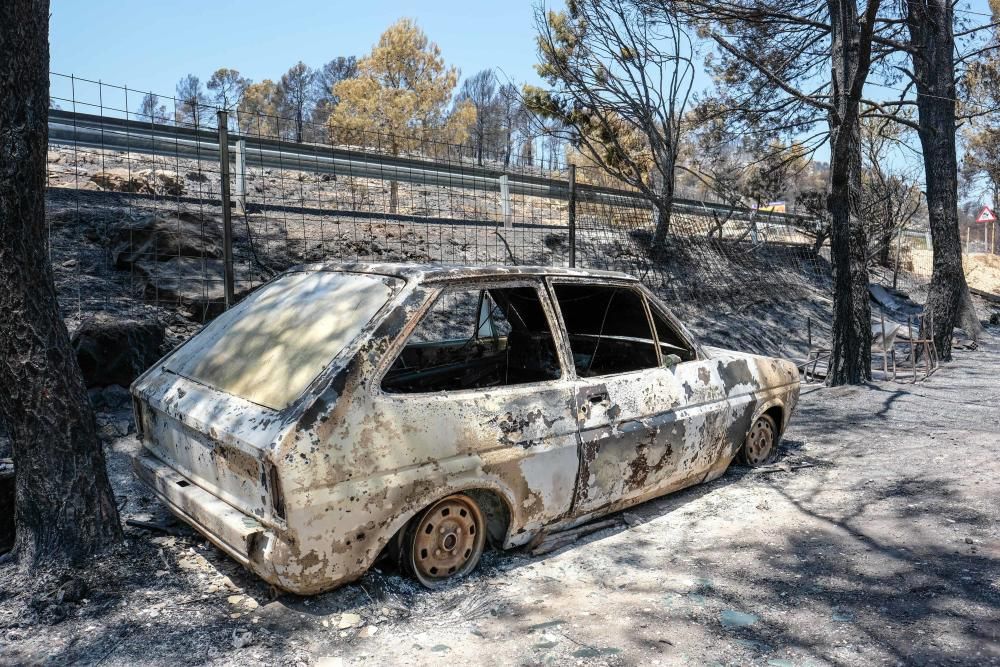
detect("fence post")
[568,164,577,268]
[217,110,236,310]
[499,174,512,229]
[234,138,247,214]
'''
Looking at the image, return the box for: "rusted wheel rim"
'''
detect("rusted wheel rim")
[410,495,485,587]
[744,416,776,466]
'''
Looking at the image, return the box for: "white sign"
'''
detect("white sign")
[976,206,996,223]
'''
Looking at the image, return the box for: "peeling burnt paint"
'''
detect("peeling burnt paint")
[129,263,801,595]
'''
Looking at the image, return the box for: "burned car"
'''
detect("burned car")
[131,263,799,594]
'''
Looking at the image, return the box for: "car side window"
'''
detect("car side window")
[552,283,659,377]
[382,285,561,393]
[648,305,696,362]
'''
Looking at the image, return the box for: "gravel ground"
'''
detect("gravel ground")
[1,338,998,666]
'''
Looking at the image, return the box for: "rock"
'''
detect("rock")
[720,610,759,628]
[231,628,253,649]
[337,612,362,629]
[138,169,184,196]
[101,384,133,409]
[97,417,131,440]
[71,313,165,388]
[185,171,209,183]
[112,210,224,270]
[357,625,378,639]
[623,512,643,527]
[134,257,252,322]
[90,168,184,196]
[90,169,155,195]
[965,537,974,544]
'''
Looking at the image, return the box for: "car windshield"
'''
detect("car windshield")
[165,271,400,410]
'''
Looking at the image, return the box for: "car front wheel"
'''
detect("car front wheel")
[404,493,486,588]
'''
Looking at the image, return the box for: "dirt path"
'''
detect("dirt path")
[2,348,999,666]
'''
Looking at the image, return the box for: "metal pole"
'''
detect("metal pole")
[568,164,577,268]
[499,175,512,229]
[217,110,236,310]
[893,226,904,290]
[234,138,247,214]
[907,315,916,383]
[880,308,888,379]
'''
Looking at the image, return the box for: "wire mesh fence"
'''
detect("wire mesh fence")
[46,72,931,350]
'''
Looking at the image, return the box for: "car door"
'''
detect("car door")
[642,290,757,488]
[549,280,692,516]
[371,279,581,534]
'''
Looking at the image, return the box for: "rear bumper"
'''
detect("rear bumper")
[131,450,280,586]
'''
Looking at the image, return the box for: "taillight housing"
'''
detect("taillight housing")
[132,396,145,438]
[267,462,286,521]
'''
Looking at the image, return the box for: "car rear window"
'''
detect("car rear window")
[164,271,400,410]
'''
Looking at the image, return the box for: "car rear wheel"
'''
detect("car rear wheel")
[738,413,778,467]
[404,494,486,588]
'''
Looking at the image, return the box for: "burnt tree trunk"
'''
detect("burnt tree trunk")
[878,226,894,267]
[651,200,673,250]
[907,0,983,357]
[825,0,875,385]
[650,149,676,250]
[0,0,122,566]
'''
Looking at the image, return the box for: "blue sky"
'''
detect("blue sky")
[52,0,994,117]
[50,0,553,110]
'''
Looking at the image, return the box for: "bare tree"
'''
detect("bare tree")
[277,61,315,143]
[456,69,499,165]
[859,114,922,268]
[0,0,122,567]
[525,0,696,247]
[207,68,249,111]
[175,74,209,129]
[496,82,525,168]
[903,0,985,350]
[137,92,168,124]
[675,0,881,385]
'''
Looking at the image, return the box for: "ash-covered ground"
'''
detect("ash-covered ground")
[1,345,999,666]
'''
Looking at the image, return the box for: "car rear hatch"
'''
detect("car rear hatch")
[132,269,404,523]
[133,372,288,522]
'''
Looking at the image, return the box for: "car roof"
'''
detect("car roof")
[290,261,640,284]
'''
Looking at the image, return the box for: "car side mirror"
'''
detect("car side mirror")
[664,353,682,369]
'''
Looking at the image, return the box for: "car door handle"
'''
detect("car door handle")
[588,392,609,404]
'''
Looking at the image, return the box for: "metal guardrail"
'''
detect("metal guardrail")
[48,108,816,226]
